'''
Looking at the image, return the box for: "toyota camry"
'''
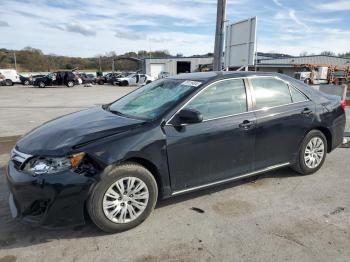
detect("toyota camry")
[6,72,346,232]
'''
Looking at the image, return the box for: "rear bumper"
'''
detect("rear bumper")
[5,161,96,228]
[329,113,346,151]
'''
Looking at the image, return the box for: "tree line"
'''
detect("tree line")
[0,47,173,72]
[299,51,350,57]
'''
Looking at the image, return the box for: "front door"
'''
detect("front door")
[164,78,256,191]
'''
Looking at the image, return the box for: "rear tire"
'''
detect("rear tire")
[87,163,158,233]
[67,81,74,87]
[5,79,13,86]
[292,130,327,175]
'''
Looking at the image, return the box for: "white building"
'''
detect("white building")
[142,56,213,79]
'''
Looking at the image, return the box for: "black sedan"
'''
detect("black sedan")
[6,72,346,232]
[19,75,32,86]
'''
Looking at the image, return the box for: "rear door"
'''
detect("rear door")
[164,78,256,191]
[249,76,315,170]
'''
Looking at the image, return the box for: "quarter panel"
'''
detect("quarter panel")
[78,124,172,197]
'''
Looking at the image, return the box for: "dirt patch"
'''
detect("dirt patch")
[212,199,254,217]
[244,177,267,188]
[268,218,349,252]
[0,256,17,262]
[134,242,213,262]
[330,207,345,215]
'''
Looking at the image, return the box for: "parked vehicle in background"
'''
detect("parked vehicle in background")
[158,71,170,79]
[114,73,154,86]
[294,64,350,85]
[33,71,78,88]
[32,74,45,81]
[0,69,21,86]
[96,73,122,85]
[79,73,96,84]
[19,75,32,86]
[6,72,346,233]
[0,73,5,85]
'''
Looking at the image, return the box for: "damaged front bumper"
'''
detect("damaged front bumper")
[5,160,96,228]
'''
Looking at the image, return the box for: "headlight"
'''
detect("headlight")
[24,153,85,176]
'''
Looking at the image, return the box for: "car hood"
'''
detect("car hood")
[16,106,145,156]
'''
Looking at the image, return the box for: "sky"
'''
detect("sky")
[0,0,349,57]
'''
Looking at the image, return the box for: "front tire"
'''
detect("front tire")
[292,130,327,175]
[38,81,46,88]
[88,163,158,233]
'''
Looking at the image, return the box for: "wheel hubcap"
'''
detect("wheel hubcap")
[103,177,149,224]
[304,137,324,169]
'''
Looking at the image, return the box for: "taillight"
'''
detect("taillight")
[340,100,346,110]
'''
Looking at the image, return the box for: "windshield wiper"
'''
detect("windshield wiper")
[109,109,130,118]
[108,108,150,121]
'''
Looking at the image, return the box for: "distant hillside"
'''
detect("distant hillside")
[0,47,172,72]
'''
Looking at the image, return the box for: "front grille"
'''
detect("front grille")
[10,148,33,170]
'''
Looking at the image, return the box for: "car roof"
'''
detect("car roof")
[168,71,283,82]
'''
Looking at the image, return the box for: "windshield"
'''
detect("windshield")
[108,79,202,120]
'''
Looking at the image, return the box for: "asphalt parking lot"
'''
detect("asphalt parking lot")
[0,85,350,262]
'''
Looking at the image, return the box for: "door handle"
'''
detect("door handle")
[239,120,254,130]
[301,108,312,115]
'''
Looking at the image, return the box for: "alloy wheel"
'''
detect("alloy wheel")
[304,137,325,169]
[102,177,149,224]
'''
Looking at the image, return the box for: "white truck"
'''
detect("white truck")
[294,66,329,85]
[294,65,350,85]
[114,73,154,86]
[0,69,21,86]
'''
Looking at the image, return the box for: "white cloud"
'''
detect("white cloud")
[318,0,350,11]
[65,23,96,36]
[288,9,307,27]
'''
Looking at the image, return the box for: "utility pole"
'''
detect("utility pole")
[213,0,226,71]
[13,52,17,71]
[99,56,102,72]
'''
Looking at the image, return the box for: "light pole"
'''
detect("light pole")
[99,56,102,72]
[13,52,17,71]
[213,0,226,71]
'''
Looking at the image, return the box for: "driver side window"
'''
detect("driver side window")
[184,79,247,121]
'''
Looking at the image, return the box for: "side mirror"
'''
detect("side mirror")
[174,109,203,125]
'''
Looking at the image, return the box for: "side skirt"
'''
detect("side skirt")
[171,162,290,196]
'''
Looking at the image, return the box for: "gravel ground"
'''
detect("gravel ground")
[0,84,349,262]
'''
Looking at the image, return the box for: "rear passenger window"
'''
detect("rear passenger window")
[251,78,292,109]
[184,79,247,120]
[290,86,307,103]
